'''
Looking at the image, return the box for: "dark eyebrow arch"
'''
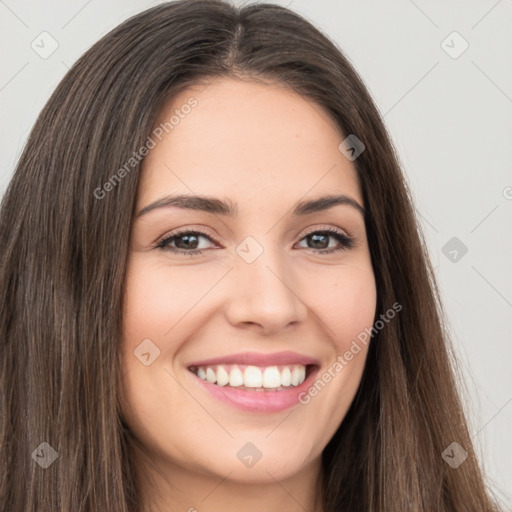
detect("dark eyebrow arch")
[136,194,365,218]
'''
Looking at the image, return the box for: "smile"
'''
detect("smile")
[186,351,321,413]
[189,363,308,391]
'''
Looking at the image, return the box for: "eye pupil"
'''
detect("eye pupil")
[308,233,328,249]
[176,234,199,249]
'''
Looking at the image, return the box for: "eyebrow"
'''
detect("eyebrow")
[136,193,366,218]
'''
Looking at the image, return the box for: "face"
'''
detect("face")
[120,77,377,488]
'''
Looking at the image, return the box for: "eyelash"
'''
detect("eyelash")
[154,226,355,256]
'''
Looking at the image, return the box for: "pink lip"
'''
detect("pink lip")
[187,350,320,368]
[186,351,321,413]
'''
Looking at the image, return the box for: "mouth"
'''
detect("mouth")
[188,363,314,391]
[186,351,321,413]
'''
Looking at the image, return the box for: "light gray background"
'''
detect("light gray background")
[1,0,511,507]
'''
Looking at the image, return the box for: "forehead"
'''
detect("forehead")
[138,77,362,211]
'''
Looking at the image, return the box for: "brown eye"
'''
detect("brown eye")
[155,230,218,255]
[296,229,354,254]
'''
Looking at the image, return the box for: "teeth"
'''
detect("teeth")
[291,366,301,386]
[244,366,262,387]
[216,366,229,386]
[229,367,244,387]
[191,363,308,390]
[206,367,217,383]
[281,366,292,386]
[262,366,281,388]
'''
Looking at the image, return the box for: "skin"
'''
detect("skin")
[119,76,377,512]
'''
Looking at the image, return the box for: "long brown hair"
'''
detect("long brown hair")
[0,1,499,510]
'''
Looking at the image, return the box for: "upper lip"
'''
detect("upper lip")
[187,351,320,368]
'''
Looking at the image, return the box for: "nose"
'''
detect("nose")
[224,244,308,335]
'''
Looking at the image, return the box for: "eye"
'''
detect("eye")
[154,226,355,256]
[154,228,218,256]
[295,227,354,254]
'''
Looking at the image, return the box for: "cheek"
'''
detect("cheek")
[310,264,377,349]
[119,257,224,430]
[286,265,376,460]
[122,257,212,346]
[119,260,207,462]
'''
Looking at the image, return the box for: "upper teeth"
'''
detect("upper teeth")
[192,364,307,389]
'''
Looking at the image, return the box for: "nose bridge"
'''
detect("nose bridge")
[225,234,307,332]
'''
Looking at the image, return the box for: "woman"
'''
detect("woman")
[0,1,499,510]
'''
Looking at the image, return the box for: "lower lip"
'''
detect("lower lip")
[189,366,320,413]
